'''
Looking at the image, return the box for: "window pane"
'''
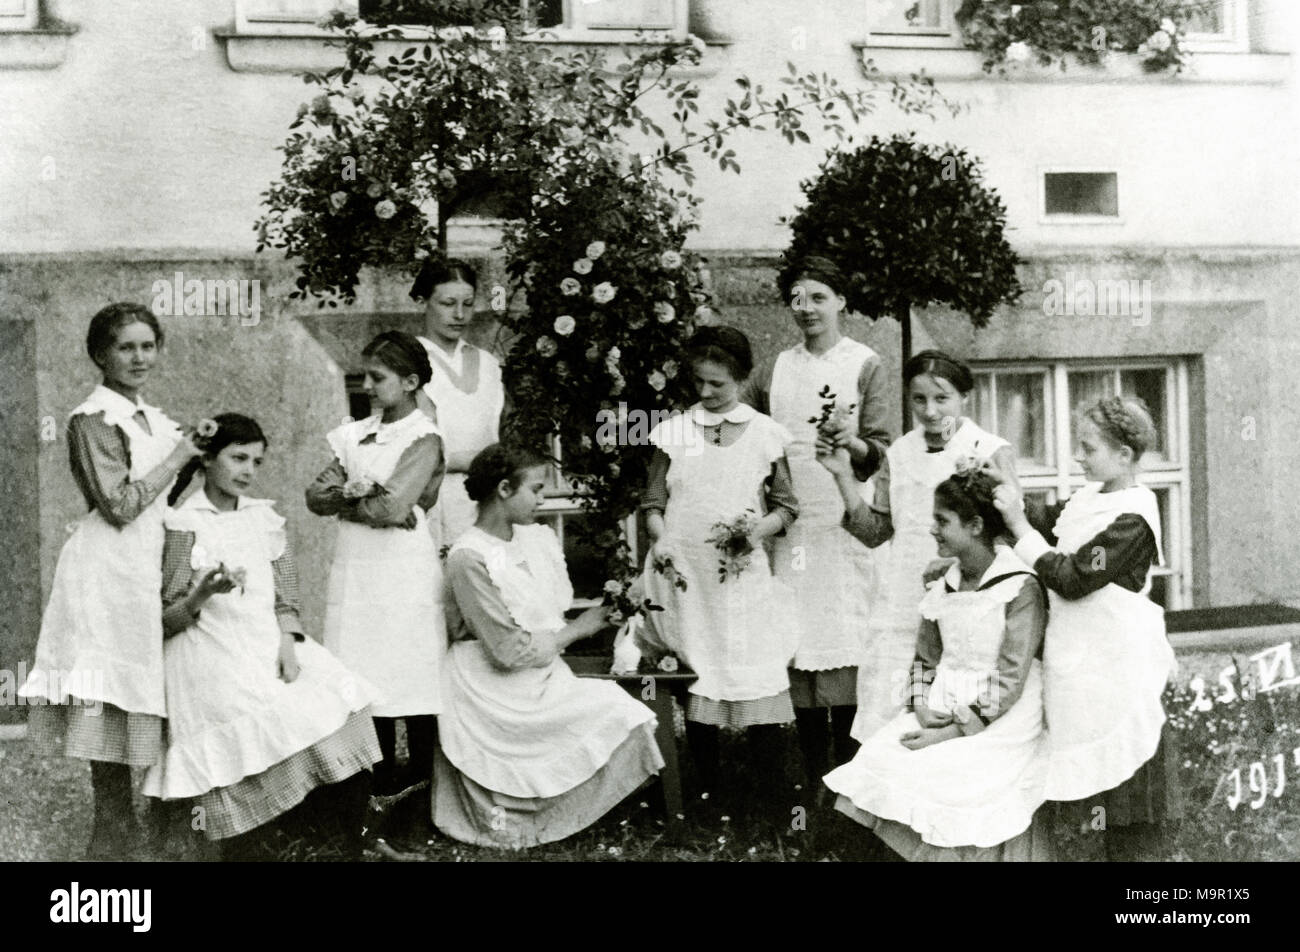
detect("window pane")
[1119,368,1170,462]
[1182,0,1225,34]
[1067,371,1113,473]
[1148,487,1175,608]
[969,373,994,434]
[905,0,942,28]
[875,0,943,31]
[1044,173,1119,217]
[996,373,1049,467]
[537,510,604,601]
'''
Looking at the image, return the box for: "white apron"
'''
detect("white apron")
[639,408,799,702]
[440,525,658,798]
[419,337,504,550]
[767,340,878,672]
[20,386,181,717]
[825,550,1050,849]
[321,411,447,717]
[852,420,1009,741]
[144,495,380,799]
[1039,483,1174,801]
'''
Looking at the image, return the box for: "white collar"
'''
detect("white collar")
[422,335,468,374]
[797,336,850,360]
[86,384,153,428]
[690,402,755,426]
[358,408,431,444]
[941,545,1032,591]
[179,488,273,515]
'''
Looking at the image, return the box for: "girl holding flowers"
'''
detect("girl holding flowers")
[992,395,1178,861]
[742,255,892,792]
[19,303,200,860]
[639,326,800,820]
[306,331,447,809]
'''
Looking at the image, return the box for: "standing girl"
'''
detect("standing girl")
[742,255,891,789]
[412,257,506,549]
[640,326,800,819]
[306,331,446,801]
[824,466,1051,861]
[144,414,382,860]
[20,303,198,859]
[822,350,1020,742]
[993,396,1177,861]
[437,444,663,849]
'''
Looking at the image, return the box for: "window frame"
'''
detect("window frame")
[1180,0,1250,53]
[864,0,964,48]
[0,0,39,30]
[1039,166,1124,226]
[970,357,1193,609]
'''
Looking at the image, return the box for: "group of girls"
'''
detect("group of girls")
[20,249,1176,862]
[639,254,1177,861]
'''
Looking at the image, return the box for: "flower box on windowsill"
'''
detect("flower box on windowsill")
[853,43,1289,85]
[0,22,77,70]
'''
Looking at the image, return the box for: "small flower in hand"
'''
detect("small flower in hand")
[342,477,379,500]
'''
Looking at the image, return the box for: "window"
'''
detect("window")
[865,0,962,47]
[1180,0,1249,52]
[969,359,1193,609]
[0,0,38,30]
[1043,171,1120,220]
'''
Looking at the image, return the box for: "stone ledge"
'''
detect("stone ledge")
[0,23,77,70]
[854,44,1290,85]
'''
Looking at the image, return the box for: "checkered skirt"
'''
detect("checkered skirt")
[25,702,163,766]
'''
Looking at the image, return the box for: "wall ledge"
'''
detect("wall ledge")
[855,44,1291,85]
[0,22,77,71]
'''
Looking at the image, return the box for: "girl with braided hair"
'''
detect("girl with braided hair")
[993,395,1178,861]
[824,466,1050,861]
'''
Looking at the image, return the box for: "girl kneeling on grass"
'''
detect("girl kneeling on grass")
[823,464,1052,861]
[143,414,382,860]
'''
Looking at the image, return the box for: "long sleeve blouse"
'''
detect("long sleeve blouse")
[443,547,561,672]
[1018,498,1158,599]
[304,432,445,529]
[67,411,180,527]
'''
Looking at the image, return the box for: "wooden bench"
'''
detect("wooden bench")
[564,655,697,832]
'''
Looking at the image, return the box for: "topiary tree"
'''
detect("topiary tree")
[781,133,1022,426]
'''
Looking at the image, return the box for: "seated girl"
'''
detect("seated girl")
[823,464,1051,861]
[435,444,664,849]
[142,414,382,860]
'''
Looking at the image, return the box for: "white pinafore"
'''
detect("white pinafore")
[1038,483,1174,801]
[639,406,799,704]
[321,411,447,718]
[20,386,182,717]
[852,420,1009,741]
[419,337,504,550]
[767,339,878,673]
[440,525,658,799]
[143,495,380,800]
[825,550,1050,848]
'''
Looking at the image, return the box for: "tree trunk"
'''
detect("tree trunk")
[898,300,912,433]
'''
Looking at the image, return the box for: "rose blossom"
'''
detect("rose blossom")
[647,370,667,392]
[1005,41,1032,63]
[561,277,582,296]
[586,241,606,259]
[654,301,676,324]
[365,183,384,199]
[593,282,617,304]
[573,258,594,275]
[554,314,576,336]
[374,199,397,220]
[1146,29,1172,52]
[536,336,558,358]
[662,359,679,380]
[329,191,348,212]
[660,250,683,269]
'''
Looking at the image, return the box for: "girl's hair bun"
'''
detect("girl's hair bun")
[1083,396,1157,461]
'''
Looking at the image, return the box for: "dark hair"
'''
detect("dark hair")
[167,413,269,507]
[362,330,433,387]
[86,303,164,370]
[1081,395,1157,462]
[777,254,848,303]
[410,256,478,302]
[464,443,550,504]
[933,469,1006,547]
[685,325,753,382]
[904,349,974,396]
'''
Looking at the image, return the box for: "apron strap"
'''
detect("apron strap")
[977,570,1050,658]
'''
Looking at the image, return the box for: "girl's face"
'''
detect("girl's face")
[909,373,967,438]
[1074,417,1131,485]
[362,357,419,411]
[931,502,983,560]
[205,441,265,499]
[691,358,741,413]
[98,321,159,392]
[422,279,476,342]
[500,464,549,525]
[789,277,844,338]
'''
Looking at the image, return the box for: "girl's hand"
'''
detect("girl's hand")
[192,566,237,601]
[821,417,854,449]
[277,637,301,684]
[922,557,957,585]
[816,446,853,477]
[578,604,611,638]
[171,430,203,463]
[900,725,959,750]
[914,704,953,729]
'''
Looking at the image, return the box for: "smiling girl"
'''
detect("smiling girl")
[20,303,199,860]
[993,395,1177,861]
[824,468,1050,861]
[819,350,1020,743]
[307,331,447,812]
[144,415,381,860]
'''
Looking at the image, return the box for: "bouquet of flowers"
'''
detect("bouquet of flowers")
[651,552,689,593]
[191,544,247,596]
[605,575,671,675]
[342,476,385,500]
[706,510,759,583]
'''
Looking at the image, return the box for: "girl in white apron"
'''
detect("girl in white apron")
[994,395,1178,861]
[144,414,382,860]
[20,303,198,860]
[822,350,1020,743]
[742,255,891,791]
[307,331,446,815]
[437,444,663,848]
[640,326,801,822]
[825,469,1052,861]
[411,258,506,551]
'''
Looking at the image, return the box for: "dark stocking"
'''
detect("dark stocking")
[685,721,721,799]
[371,717,400,794]
[830,706,859,766]
[793,707,830,791]
[88,761,138,860]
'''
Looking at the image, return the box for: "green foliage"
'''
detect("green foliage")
[781,133,1021,327]
[955,0,1196,74]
